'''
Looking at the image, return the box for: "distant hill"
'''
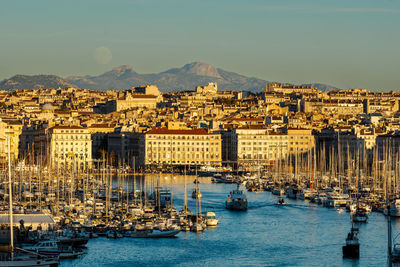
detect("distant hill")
[303,83,340,92]
[0,62,340,92]
[0,74,75,91]
[66,62,269,92]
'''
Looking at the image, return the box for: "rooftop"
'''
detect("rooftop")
[146,127,209,135]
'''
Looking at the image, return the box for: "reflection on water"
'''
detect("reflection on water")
[62,174,397,267]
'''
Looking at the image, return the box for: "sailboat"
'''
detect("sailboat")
[0,137,59,266]
[352,149,368,223]
[191,169,202,199]
[180,169,191,232]
[191,170,204,232]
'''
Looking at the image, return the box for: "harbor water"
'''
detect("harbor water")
[61,175,397,267]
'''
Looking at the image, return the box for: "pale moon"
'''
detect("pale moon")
[94,46,112,65]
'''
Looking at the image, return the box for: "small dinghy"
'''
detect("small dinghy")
[275,197,286,206]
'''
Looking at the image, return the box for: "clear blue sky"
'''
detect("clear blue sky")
[1,0,399,91]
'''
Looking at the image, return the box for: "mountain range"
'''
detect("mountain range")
[0,62,340,92]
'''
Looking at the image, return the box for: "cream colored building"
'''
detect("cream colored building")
[0,118,23,163]
[179,94,208,107]
[223,127,289,166]
[116,94,158,110]
[102,86,162,112]
[196,82,218,95]
[139,127,222,166]
[265,83,320,95]
[301,99,364,115]
[286,127,314,153]
[363,99,399,115]
[49,126,92,170]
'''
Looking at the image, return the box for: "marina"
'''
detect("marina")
[54,176,400,267]
[2,168,400,266]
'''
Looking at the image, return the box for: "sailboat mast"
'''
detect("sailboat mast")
[8,137,14,255]
[184,167,187,216]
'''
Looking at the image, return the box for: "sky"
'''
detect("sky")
[0,0,399,91]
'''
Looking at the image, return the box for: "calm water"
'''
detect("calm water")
[61,175,399,267]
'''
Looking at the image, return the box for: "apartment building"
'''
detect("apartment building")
[48,125,92,170]
[301,99,364,115]
[139,127,221,166]
[0,118,23,162]
[285,127,314,153]
[222,127,289,167]
[265,83,320,95]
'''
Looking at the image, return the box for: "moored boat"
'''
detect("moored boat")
[352,206,368,223]
[205,211,219,227]
[129,229,180,238]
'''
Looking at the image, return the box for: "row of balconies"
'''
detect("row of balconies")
[148,147,219,152]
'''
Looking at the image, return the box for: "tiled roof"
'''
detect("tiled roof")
[146,127,209,135]
[50,125,85,130]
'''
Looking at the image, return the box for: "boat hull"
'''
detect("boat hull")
[0,258,59,267]
[129,229,180,238]
[342,244,359,258]
[353,215,368,223]
[225,202,248,211]
[206,219,219,226]
[58,238,88,248]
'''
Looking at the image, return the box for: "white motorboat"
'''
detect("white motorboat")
[348,202,372,214]
[323,194,349,208]
[23,241,85,260]
[352,206,368,223]
[22,241,59,253]
[205,211,219,226]
[297,188,317,200]
[226,185,248,211]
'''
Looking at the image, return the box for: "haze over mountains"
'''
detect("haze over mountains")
[0,62,340,92]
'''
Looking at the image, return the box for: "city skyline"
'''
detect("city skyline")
[1,0,400,91]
